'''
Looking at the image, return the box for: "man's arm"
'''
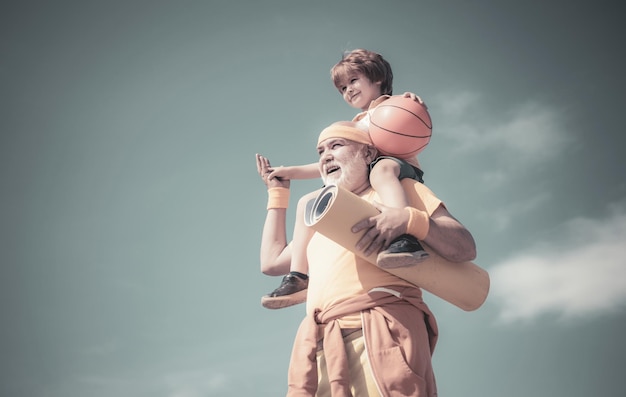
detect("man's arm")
[422,204,476,262]
[260,207,292,275]
[256,154,293,275]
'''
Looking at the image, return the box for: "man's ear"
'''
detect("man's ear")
[364,145,378,163]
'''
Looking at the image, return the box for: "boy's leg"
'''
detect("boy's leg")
[369,158,429,269]
[261,191,317,309]
[368,158,409,207]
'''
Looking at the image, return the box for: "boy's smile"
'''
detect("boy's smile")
[338,72,383,111]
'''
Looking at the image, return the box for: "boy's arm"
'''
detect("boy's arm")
[268,162,320,181]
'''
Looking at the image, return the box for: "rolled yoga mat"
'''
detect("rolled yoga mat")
[304,184,489,311]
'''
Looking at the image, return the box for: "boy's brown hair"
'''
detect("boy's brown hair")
[330,49,394,96]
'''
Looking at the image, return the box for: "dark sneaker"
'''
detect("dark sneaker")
[376,234,429,269]
[261,273,308,309]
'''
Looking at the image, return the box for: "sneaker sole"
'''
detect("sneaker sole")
[261,289,308,309]
[376,251,430,269]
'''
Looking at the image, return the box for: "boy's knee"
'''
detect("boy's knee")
[371,158,401,179]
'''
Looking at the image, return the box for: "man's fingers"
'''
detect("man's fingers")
[364,235,385,257]
[356,225,381,252]
[256,154,264,175]
[352,216,374,233]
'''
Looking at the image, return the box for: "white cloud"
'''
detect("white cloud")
[488,102,567,162]
[81,339,120,356]
[478,190,552,232]
[437,91,480,118]
[165,368,228,397]
[75,366,231,397]
[490,202,626,323]
[432,92,571,171]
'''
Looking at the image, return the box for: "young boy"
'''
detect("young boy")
[262,49,430,309]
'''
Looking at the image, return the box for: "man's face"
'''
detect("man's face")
[317,138,371,193]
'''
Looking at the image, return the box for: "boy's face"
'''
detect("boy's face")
[337,72,382,111]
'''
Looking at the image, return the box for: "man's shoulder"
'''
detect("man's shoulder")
[401,179,442,214]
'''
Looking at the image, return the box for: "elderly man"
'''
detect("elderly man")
[256,121,476,397]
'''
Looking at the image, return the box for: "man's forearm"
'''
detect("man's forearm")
[260,208,292,275]
[423,208,476,262]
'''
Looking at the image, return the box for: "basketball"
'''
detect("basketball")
[369,95,432,158]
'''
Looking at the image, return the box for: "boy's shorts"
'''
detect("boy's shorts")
[370,156,424,183]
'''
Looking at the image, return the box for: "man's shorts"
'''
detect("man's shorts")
[316,329,381,397]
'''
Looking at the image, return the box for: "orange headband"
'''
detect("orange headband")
[317,123,372,146]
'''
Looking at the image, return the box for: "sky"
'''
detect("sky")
[1,0,625,396]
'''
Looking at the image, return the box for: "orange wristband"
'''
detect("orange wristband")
[267,187,290,209]
[405,207,430,240]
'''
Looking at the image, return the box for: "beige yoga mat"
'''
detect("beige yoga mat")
[304,184,490,311]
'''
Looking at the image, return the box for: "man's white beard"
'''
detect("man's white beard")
[322,151,369,192]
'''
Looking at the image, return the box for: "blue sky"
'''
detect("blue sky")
[1,1,625,396]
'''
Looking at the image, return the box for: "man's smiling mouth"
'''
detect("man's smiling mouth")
[326,165,340,175]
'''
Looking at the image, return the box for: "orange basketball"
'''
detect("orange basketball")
[369,95,432,158]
